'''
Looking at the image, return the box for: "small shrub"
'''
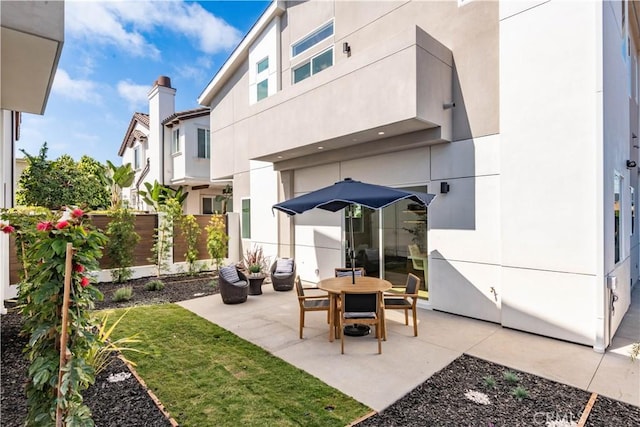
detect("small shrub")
[503,370,520,384]
[209,280,218,290]
[113,286,133,302]
[145,280,165,291]
[482,375,496,388]
[511,386,529,401]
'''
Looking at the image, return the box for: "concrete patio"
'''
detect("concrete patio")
[179,283,640,412]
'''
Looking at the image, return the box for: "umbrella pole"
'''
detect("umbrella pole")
[350,205,356,284]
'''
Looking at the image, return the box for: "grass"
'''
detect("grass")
[104,304,370,426]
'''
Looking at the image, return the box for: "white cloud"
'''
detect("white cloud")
[52,69,102,103]
[65,1,242,58]
[117,80,150,110]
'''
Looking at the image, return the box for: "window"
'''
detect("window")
[631,186,635,236]
[203,197,213,214]
[257,79,268,101]
[171,128,180,154]
[134,146,140,170]
[242,199,251,239]
[257,57,269,73]
[197,128,210,159]
[292,21,334,57]
[293,47,334,84]
[615,173,622,263]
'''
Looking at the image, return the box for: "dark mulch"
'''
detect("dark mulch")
[3,274,640,426]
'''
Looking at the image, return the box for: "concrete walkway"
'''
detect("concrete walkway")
[178,284,639,412]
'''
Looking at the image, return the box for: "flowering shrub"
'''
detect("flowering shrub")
[7,208,107,425]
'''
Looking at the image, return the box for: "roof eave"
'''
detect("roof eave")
[197,0,285,107]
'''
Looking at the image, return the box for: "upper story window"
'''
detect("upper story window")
[257,79,268,101]
[293,47,333,84]
[291,20,334,58]
[257,57,269,74]
[197,128,210,159]
[171,128,180,154]
[134,146,141,170]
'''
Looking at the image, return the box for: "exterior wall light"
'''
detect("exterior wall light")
[440,182,450,194]
[626,160,637,169]
[343,42,351,56]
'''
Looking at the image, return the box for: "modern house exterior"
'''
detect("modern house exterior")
[198,0,639,353]
[1,0,65,313]
[119,76,229,214]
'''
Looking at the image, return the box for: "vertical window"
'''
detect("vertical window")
[615,173,622,263]
[242,199,251,239]
[257,79,268,101]
[631,186,635,236]
[292,47,334,84]
[172,128,180,154]
[197,128,210,159]
[291,21,334,57]
[202,197,213,214]
[257,57,269,73]
[134,146,140,170]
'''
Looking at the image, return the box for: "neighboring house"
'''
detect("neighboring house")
[0,0,65,312]
[198,0,640,352]
[118,76,229,214]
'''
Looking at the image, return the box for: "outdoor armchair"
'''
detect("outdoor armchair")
[340,291,384,354]
[218,266,249,304]
[270,258,296,291]
[295,276,330,339]
[383,273,420,336]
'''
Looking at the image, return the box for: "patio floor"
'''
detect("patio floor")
[178,283,640,412]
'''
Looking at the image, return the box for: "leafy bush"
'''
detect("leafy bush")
[511,386,529,401]
[178,214,200,275]
[149,199,182,277]
[482,375,496,388]
[144,280,165,291]
[105,208,140,283]
[503,371,520,384]
[206,215,228,273]
[113,286,133,302]
[10,208,107,425]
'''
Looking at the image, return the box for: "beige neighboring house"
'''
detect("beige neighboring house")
[1,0,65,313]
[198,0,640,352]
[119,76,230,214]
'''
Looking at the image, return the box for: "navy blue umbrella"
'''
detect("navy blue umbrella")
[273,178,436,283]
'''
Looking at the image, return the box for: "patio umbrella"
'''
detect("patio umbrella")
[272,178,436,283]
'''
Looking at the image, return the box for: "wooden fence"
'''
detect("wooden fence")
[8,213,227,284]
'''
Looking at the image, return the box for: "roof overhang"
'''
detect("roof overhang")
[197,0,285,107]
[1,1,64,115]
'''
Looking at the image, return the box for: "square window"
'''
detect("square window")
[293,62,311,83]
[312,49,333,74]
[257,79,268,101]
[257,57,269,74]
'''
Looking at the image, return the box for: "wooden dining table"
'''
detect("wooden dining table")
[317,276,392,342]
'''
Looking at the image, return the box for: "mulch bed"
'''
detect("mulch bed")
[3,273,640,426]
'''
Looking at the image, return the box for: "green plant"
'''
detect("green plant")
[482,375,496,388]
[242,244,269,274]
[85,309,143,376]
[503,370,520,384]
[12,208,107,425]
[206,215,229,273]
[178,214,200,275]
[144,280,165,291]
[149,198,182,277]
[113,286,133,302]
[105,160,135,209]
[105,208,140,283]
[511,385,529,401]
[138,180,188,212]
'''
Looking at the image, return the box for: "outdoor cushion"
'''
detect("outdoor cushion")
[230,280,247,287]
[219,266,241,283]
[344,312,376,319]
[273,272,292,278]
[275,258,294,273]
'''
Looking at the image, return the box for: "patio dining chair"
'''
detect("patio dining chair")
[295,276,330,339]
[340,291,383,354]
[334,267,365,278]
[383,273,420,336]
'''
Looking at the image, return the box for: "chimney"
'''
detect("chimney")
[148,76,176,185]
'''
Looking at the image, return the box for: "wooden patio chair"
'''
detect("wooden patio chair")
[295,276,330,339]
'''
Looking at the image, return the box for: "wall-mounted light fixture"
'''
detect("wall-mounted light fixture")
[443,102,456,109]
[343,42,351,56]
[440,182,450,194]
[627,160,637,169]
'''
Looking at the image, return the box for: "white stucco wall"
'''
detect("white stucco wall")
[500,1,601,346]
[248,18,280,105]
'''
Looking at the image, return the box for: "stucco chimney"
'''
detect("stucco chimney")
[147,76,176,185]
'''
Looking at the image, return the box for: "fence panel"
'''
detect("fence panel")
[173,215,226,262]
[90,214,158,268]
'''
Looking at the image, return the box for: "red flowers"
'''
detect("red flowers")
[71,208,84,218]
[73,264,85,273]
[56,220,69,230]
[80,277,90,288]
[36,221,53,231]
[1,224,15,234]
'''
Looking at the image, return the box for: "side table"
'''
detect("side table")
[248,274,266,295]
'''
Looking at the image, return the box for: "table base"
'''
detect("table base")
[343,324,370,337]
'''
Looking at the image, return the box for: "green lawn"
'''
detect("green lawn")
[105,304,371,426]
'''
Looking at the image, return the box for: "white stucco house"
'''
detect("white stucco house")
[197,0,640,353]
[119,76,231,214]
[1,0,65,313]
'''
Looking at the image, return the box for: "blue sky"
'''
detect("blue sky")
[18,0,270,165]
